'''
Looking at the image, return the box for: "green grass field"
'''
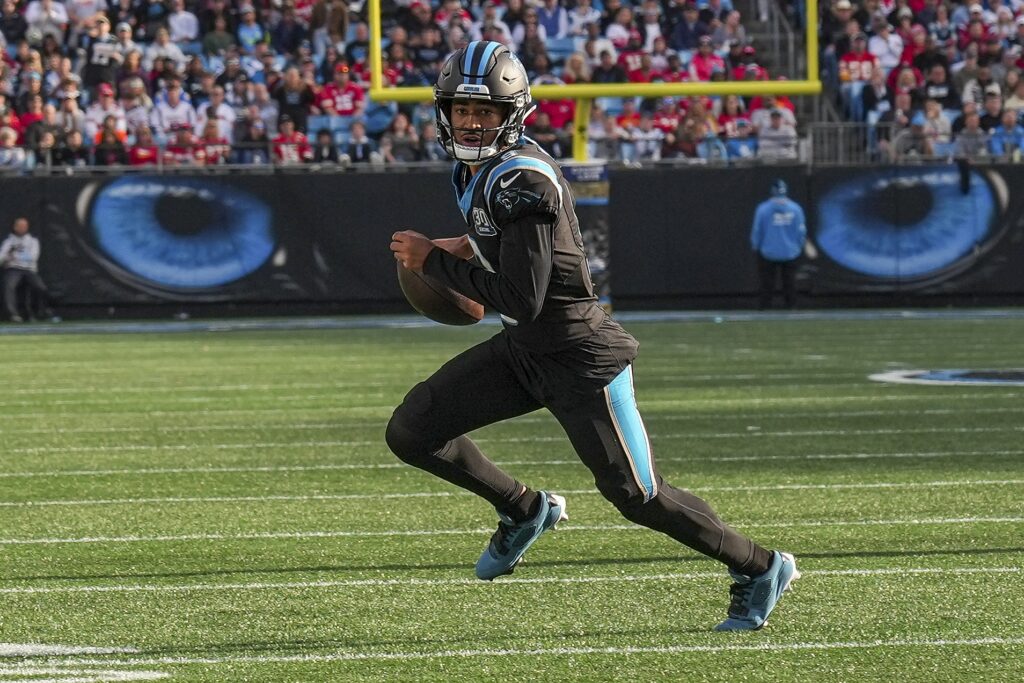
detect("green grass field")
[1,313,1022,682]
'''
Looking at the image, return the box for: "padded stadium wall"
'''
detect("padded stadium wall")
[3,164,1022,317]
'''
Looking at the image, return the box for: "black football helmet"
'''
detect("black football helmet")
[434,41,534,163]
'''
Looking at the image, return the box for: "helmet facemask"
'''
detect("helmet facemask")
[435,94,533,163]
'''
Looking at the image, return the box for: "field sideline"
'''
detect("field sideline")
[0,312,1022,682]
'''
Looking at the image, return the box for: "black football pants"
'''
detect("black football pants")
[385,333,770,575]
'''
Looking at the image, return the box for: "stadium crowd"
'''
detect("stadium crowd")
[821,0,1024,161]
[0,0,798,168]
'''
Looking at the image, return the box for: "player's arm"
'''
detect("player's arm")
[423,214,553,322]
[432,235,474,259]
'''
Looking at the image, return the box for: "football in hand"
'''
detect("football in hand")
[397,262,484,326]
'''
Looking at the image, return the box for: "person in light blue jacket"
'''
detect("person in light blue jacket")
[750,179,812,309]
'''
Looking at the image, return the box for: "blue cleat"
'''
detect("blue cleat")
[714,551,799,631]
[475,492,567,581]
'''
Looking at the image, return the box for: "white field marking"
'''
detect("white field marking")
[1,480,1021,509]
[7,637,1024,668]
[0,381,394,396]
[0,374,852,396]
[0,567,1019,596]
[0,391,1019,412]
[9,426,1024,456]
[0,668,169,682]
[3,517,1024,546]
[1,406,1022,437]
[2,403,1021,426]
[0,645,138,656]
[1,450,1021,480]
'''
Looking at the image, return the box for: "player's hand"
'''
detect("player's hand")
[390,230,435,273]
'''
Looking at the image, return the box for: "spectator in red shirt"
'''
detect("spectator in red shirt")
[690,35,725,81]
[198,118,230,165]
[314,62,365,117]
[616,98,642,132]
[651,97,681,135]
[840,34,881,82]
[617,30,647,76]
[628,53,662,83]
[272,114,312,165]
[434,0,473,34]
[901,25,930,64]
[128,125,161,166]
[165,123,206,166]
[717,94,752,137]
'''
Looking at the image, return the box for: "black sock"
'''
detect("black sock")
[498,487,541,523]
[735,545,774,578]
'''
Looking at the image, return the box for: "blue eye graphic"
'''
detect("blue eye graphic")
[87,177,275,289]
[816,167,1004,280]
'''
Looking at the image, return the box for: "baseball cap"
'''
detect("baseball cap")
[911,111,926,126]
[969,3,983,12]
[116,21,131,32]
[1017,16,1024,26]
[334,62,350,73]
[835,0,851,9]
[771,179,787,196]
[279,114,293,124]
[98,83,114,96]
[699,35,713,45]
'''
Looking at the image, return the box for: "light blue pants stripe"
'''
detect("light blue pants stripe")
[604,365,657,502]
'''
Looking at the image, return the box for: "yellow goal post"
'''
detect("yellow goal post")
[367,0,820,161]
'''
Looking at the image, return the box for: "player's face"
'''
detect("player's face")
[450,99,506,149]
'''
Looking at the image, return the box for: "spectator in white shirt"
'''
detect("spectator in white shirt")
[149,77,196,138]
[144,26,187,72]
[757,109,799,160]
[167,0,199,47]
[24,0,69,43]
[868,19,903,71]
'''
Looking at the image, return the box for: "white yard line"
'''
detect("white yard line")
[7,426,1024,456]
[0,404,1021,428]
[0,392,1019,411]
[2,517,1023,546]
[0,567,1019,596]
[2,637,1023,668]
[0,450,1020,479]
[1,480,1020,509]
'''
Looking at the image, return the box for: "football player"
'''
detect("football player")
[387,41,798,631]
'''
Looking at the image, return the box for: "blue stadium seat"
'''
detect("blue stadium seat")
[546,37,578,66]
[726,138,758,158]
[364,102,398,136]
[596,97,625,116]
[307,115,330,134]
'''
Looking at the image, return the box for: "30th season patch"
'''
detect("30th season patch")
[869,370,1024,386]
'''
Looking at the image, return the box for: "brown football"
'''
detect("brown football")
[397,262,484,326]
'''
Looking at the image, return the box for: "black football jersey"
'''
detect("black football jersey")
[423,139,636,364]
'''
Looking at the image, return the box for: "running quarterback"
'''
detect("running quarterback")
[387,40,798,631]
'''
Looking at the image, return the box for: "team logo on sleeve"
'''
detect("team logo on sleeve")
[495,188,541,212]
[472,207,497,236]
